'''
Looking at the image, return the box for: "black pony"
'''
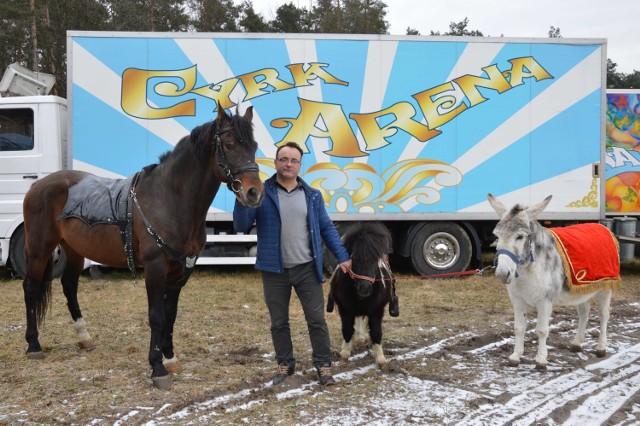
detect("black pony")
[328,222,397,367]
[20,105,264,389]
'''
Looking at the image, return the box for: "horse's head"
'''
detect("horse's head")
[342,222,392,299]
[487,193,551,284]
[213,104,264,208]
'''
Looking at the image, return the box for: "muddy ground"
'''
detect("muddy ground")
[0,261,639,425]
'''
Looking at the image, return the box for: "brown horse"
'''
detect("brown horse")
[21,105,264,389]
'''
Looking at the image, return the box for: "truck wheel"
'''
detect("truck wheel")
[410,222,472,277]
[10,227,67,279]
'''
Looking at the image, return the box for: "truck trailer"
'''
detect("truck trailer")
[0,32,612,277]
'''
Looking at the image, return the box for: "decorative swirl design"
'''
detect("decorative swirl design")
[302,160,462,213]
[566,178,599,208]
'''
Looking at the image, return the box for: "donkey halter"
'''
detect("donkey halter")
[214,124,259,193]
[493,235,535,278]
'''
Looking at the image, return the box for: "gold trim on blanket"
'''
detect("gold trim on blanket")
[548,227,621,295]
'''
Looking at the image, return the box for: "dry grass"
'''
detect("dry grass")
[1,259,639,424]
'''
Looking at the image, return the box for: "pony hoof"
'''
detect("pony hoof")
[163,360,183,374]
[339,352,350,361]
[569,344,582,353]
[27,351,44,360]
[78,340,96,351]
[595,349,607,358]
[535,363,547,371]
[507,358,520,367]
[152,375,173,390]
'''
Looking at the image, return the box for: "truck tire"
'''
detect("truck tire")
[410,222,472,277]
[9,227,67,279]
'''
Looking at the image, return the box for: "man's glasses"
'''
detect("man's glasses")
[276,157,301,165]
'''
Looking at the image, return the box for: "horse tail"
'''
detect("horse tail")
[34,258,54,327]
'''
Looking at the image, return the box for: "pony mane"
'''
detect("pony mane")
[342,222,391,265]
[157,109,255,164]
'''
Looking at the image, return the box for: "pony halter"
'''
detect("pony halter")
[214,125,259,193]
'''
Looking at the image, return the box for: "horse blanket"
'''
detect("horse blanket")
[548,223,621,294]
[57,174,134,227]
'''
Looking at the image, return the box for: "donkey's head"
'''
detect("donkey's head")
[487,194,551,284]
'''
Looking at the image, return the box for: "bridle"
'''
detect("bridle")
[493,235,535,278]
[345,258,394,288]
[213,124,259,193]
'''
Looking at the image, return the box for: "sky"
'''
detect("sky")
[246,0,639,74]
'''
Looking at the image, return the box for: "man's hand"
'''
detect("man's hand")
[338,259,352,273]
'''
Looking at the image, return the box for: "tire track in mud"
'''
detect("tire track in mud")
[137,309,640,425]
[459,343,640,425]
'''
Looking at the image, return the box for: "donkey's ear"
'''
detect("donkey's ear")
[243,106,254,123]
[527,195,552,219]
[487,193,507,217]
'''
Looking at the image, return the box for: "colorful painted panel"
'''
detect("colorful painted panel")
[69,33,604,217]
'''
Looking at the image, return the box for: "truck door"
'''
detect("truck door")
[0,106,38,240]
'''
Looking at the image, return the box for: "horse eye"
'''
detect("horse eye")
[516,235,524,241]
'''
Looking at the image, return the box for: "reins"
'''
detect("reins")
[344,264,494,282]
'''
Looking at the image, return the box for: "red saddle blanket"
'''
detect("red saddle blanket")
[548,223,621,294]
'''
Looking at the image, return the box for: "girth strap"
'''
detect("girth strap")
[130,185,199,274]
[118,172,140,278]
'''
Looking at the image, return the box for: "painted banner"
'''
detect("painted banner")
[605,90,640,214]
[69,33,605,218]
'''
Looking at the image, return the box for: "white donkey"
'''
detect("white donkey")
[487,194,620,370]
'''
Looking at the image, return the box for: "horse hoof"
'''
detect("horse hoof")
[339,352,350,361]
[595,349,607,358]
[27,351,44,360]
[78,340,96,351]
[569,344,582,353]
[152,375,173,390]
[535,363,547,371]
[507,358,519,367]
[163,360,183,374]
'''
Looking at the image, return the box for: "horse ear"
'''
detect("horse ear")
[216,101,229,124]
[487,193,507,217]
[527,195,552,219]
[244,106,254,123]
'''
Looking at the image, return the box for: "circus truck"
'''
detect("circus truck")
[0,32,614,279]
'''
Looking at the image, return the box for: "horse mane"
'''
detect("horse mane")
[342,222,391,265]
[157,109,255,164]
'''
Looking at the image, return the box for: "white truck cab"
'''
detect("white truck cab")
[0,64,67,277]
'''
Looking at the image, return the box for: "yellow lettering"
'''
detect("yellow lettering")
[190,78,239,110]
[271,99,366,157]
[350,102,441,150]
[413,82,467,129]
[504,57,553,87]
[238,68,294,100]
[453,64,512,107]
[286,63,349,87]
[121,67,196,119]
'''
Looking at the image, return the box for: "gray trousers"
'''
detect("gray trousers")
[262,261,332,368]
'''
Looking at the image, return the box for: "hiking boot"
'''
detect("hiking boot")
[271,361,294,385]
[389,295,400,317]
[316,363,336,386]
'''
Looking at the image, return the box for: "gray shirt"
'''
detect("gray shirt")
[277,184,313,268]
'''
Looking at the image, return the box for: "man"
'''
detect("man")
[233,142,352,387]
